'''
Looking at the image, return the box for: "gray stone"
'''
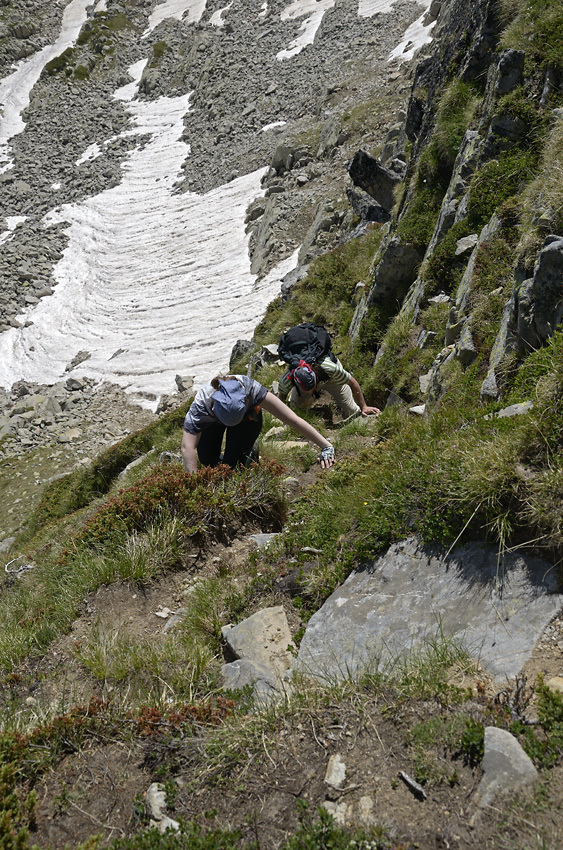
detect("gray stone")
[476,727,538,809]
[174,374,194,392]
[156,816,180,835]
[295,537,563,683]
[455,215,502,316]
[419,372,431,395]
[145,784,167,820]
[348,294,368,342]
[515,235,563,353]
[347,150,401,212]
[229,339,256,369]
[248,532,279,548]
[0,537,16,553]
[298,200,341,265]
[324,753,347,790]
[481,294,518,400]
[280,265,309,303]
[65,350,91,372]
[455,234,478,256]
[271,144,294,174]
[368,235,422,306]
[346,187,390,223]
[484,401,534,421]
[65,377,85,391]
[317,115,345,159]
[456,324,477,369]
[221,605,293,680]
[496,50,525,95]
[222,658,278,692]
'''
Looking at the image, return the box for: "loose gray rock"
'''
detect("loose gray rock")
[222,606,294,701]
[368,233,422,306]
[475,727,538,809]
[347,150,402,212]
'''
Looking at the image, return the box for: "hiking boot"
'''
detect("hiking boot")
[245,441,260,466]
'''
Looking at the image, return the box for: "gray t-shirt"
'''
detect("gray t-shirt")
[183,375,268,435]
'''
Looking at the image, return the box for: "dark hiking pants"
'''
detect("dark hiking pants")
[196,411,262,469]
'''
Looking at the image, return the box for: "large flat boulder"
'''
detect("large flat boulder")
[295,537,562,683]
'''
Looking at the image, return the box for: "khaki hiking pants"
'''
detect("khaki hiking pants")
[289,381,360,419]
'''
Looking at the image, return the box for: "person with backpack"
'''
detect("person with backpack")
[181,374,336,473]
[277,323,380,419]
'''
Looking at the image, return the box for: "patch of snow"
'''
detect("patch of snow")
[143,0,208,36]
[0,215,26,246]
[94,0,108,11]
[277,0,335,61]
[76,143,102,166]
[389,4,435,62]
[262,121,287,132]
[210,2,233,27]
[357,0,400,16]
[0,64,298,407]
[114,59,148,102]
[0,0,92,173]
[52,183,61,191]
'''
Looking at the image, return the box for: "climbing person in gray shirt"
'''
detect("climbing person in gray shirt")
[181,374,335,473]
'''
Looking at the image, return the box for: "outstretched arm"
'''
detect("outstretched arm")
[348,376,381,416]
[261,392,335,468]
[181,430,201,473]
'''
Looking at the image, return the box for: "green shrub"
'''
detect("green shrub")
[71,462,285,551]
[44,47,74,75]
[467,148,538,229]
[457,717,485,766]
[432,79,479,173]
[152,40,168,63]
[423,220,474,296]
[252,225,384,356]
[523,114,563,233]
[502,0,563,74]
[512,676,563,768]
[0,762,37,850]
[467,234,516,356]
[27,402,191,534]
[397,185,442,253]
[74,64,90,80]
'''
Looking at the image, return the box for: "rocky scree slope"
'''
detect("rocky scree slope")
[0,0,425,332]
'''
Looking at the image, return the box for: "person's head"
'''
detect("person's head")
[210,377,247,426]
[292,361,317,395]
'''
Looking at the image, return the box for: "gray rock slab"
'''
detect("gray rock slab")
[0,537,16,553]
[295,537,562,683]
[248,532,280,548]
[476,727,538,809]
[222,658,292,705]
[222,658,277,691]
[222,605,294,679]
[484,401,534,420]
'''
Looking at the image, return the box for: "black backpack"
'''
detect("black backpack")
[278,323,336,370]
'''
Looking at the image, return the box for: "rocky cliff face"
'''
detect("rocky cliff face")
[347,0,563,409]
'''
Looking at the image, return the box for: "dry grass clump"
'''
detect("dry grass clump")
[522,115,563,233]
